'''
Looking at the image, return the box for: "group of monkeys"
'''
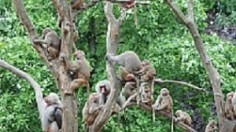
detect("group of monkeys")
[41,50,218,132]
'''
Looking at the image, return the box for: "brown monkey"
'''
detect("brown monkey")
[82,93,103,126]
[152,88,173,113]
[118,66,135,82]
[106,51,142,73]
[33,28,61,61]
[122,81,137,100]
[175,110,192,126]
[205,120,217,132]
[71,0,85,10]
[140,83,153,106]
[68,50,91,93]
[136,60,156,82]
[42,93,63,132]
[225,91,235,120]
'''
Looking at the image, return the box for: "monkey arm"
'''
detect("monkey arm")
[156,102,168,111]
[152,96,161,109]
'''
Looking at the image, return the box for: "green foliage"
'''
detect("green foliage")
[0,0,236,132]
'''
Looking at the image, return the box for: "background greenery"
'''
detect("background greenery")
[0,0,235,131]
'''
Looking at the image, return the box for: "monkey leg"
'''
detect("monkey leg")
[48,47,59,61]
[69,78,87,93]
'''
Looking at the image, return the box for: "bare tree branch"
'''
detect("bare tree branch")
[155,78,206,91]
[13,0,48,62]
[187,0,194,21]
[0,59,46,130]
[165,0,224,127]
[165,0,188,24]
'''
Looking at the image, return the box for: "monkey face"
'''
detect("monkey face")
[227,92,234,101]
[74,50,85,60]
[161,89,169,96]
[100,85,109,96]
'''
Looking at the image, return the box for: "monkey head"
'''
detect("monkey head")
[141,60,150,67]
[74,50,85,60]
[121,0,135,9]
[226,92,234,102]
[44,93,60,105]
[208,120,217,130]
[175,110,183,116]
[95,80,111,96]
[160,88,169,96]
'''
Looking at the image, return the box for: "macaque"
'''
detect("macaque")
[120,0,135,9]
[95,80,111,105]
[68,50,91,93]
[232,91,236,116]
[82,93,103,126]
[71,0,85,10]
[42,93,63,132]
[225,92,235,120]
[205,120,217,132]
[122,81,137,100]
[33,28,61,61]
[136,60,156,82]
[140,83,153,105]
[152,88,173,113]
[118,66,135,82]
[106,51,142,74]
[175,110,192,126]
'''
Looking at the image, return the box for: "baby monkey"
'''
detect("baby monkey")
[225,91,235,120]
[33,28,61,61]
[68,50,91,93]
[152,88,173,113]
[136,60,156,82]
[175,110,192,126]
[82,93,103,127]
[140,83,153,106]
[205,120,217,132]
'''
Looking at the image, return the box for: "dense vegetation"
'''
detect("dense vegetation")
[0,0,235,131]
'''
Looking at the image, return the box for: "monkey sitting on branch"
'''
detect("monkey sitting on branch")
[68,50,91,94]
[33,28,61,61]
[82,93,103,128]
[140,83,153,106]
[205,120,217,132]
[225,91,235,120]
[42,93,63,132]
[152,88,173,113]
[135,60,156,83]
[175,110,192,126]
[122,81,137,100]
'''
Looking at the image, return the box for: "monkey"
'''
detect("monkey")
[152,88,173,131]
[122,81,137,100]
[140,83,153,106]
[106,51,142,73]
[231,91,236,117]
[68,50,91,93]
[95,80,124,109]
[71,0,85,10]
[225,91,235,120]
[95,80,111,105]
[118,66,135,82]
[33,28,61,61]
[205,120,218,132]
[42,93,63,132]
[82,93,103,127]
[136,60,156,82]
[175,110,192,126]
[152,88,173,113]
